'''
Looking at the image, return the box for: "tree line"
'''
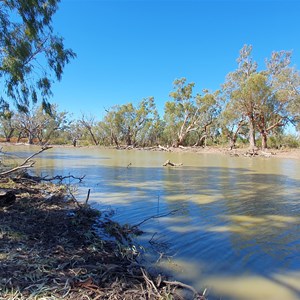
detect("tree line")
[1,45,300,149]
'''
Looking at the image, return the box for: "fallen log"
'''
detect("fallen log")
[158,145,171,152]
[163,160,183,167]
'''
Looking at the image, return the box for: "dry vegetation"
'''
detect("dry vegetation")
[0,173,205,300]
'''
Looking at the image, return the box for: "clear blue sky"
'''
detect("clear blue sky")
[52,0,300,118]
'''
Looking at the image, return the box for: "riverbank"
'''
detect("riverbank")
[2,142,300,160]
[0,174,205,299]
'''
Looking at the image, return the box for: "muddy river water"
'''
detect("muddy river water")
[4,146,300,300]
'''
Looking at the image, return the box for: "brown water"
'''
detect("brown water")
[3,146,300,300]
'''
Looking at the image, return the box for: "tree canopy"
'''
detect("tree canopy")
[0,0,76,112]
[223,45,300,149]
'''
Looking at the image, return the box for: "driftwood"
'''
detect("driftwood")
[163,160,183,167]
[158,145,171,152]
[243,149,276,158]
[41,174,85,183]
[260,151,276,157]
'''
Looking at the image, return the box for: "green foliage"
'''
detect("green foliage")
[10,103,69,144]
[267,133,300,149]
[164,78,220,146]
[103,97,159,147]
[223,44,300,149]
[0,0,76,112]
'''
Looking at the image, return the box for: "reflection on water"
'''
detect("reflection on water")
[3,146,300,300]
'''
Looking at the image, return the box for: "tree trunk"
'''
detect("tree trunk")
[229,136,236,150]
[5,129,14,142]
[17,132,23,143]
[194,134,206,147]
[28,132,34,144]
[248,116,256,149]
[261,132,268,150]
[87,127,99,145]
[176,133,186,147]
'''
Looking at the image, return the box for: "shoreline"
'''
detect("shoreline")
[0,174,205,300]
[1,142,300,160]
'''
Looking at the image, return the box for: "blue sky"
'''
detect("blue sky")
[52,0,300,118]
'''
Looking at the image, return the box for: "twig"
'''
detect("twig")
[42,174,85,183]
[66,186,82,209]
[141,268,158,294]
[149,232,157,244]
[132,209,180,228]
[163,280,204,298]
[85,189,91,205]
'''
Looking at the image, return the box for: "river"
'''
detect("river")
[3,146,300,300]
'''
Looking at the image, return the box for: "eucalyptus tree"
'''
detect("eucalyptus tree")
[104,97,158,147]
[223,45,300,149]
[257,51,300,149]
[0,109,16,142]
[219,107,247,149]
[79,114,100,145]
[192,90,221,146]
[164,78,219,147]
[34,105,69,144]
[0,0,75,112]
[222,45,258,148]
[14,104,68,144]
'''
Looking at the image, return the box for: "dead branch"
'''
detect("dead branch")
[132,209,180,228]
[0,146,52,177]
[164,280,205,299]
[163,160,183,167]
[85,188,91,205]
[158,145,171,152]
[42,174,85,183]
[66,186,83,209]
[141,268,158,294]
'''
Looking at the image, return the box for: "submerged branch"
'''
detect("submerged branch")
[163,160,183,167]
[133,209,180,228]
[42,174,85,183]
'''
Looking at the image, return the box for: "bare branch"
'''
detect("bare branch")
[132,209,180,228]
[20,146,52,167]
[0,146,52,177]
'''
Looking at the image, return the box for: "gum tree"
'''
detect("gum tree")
[0,109,16,142]
[14,103,68,144]
[258,51,300,149]
[104,97,158,147]
[222,45,258,149]
[0,0,75,112]
[164,78,219,147]
[223,45,300,149]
